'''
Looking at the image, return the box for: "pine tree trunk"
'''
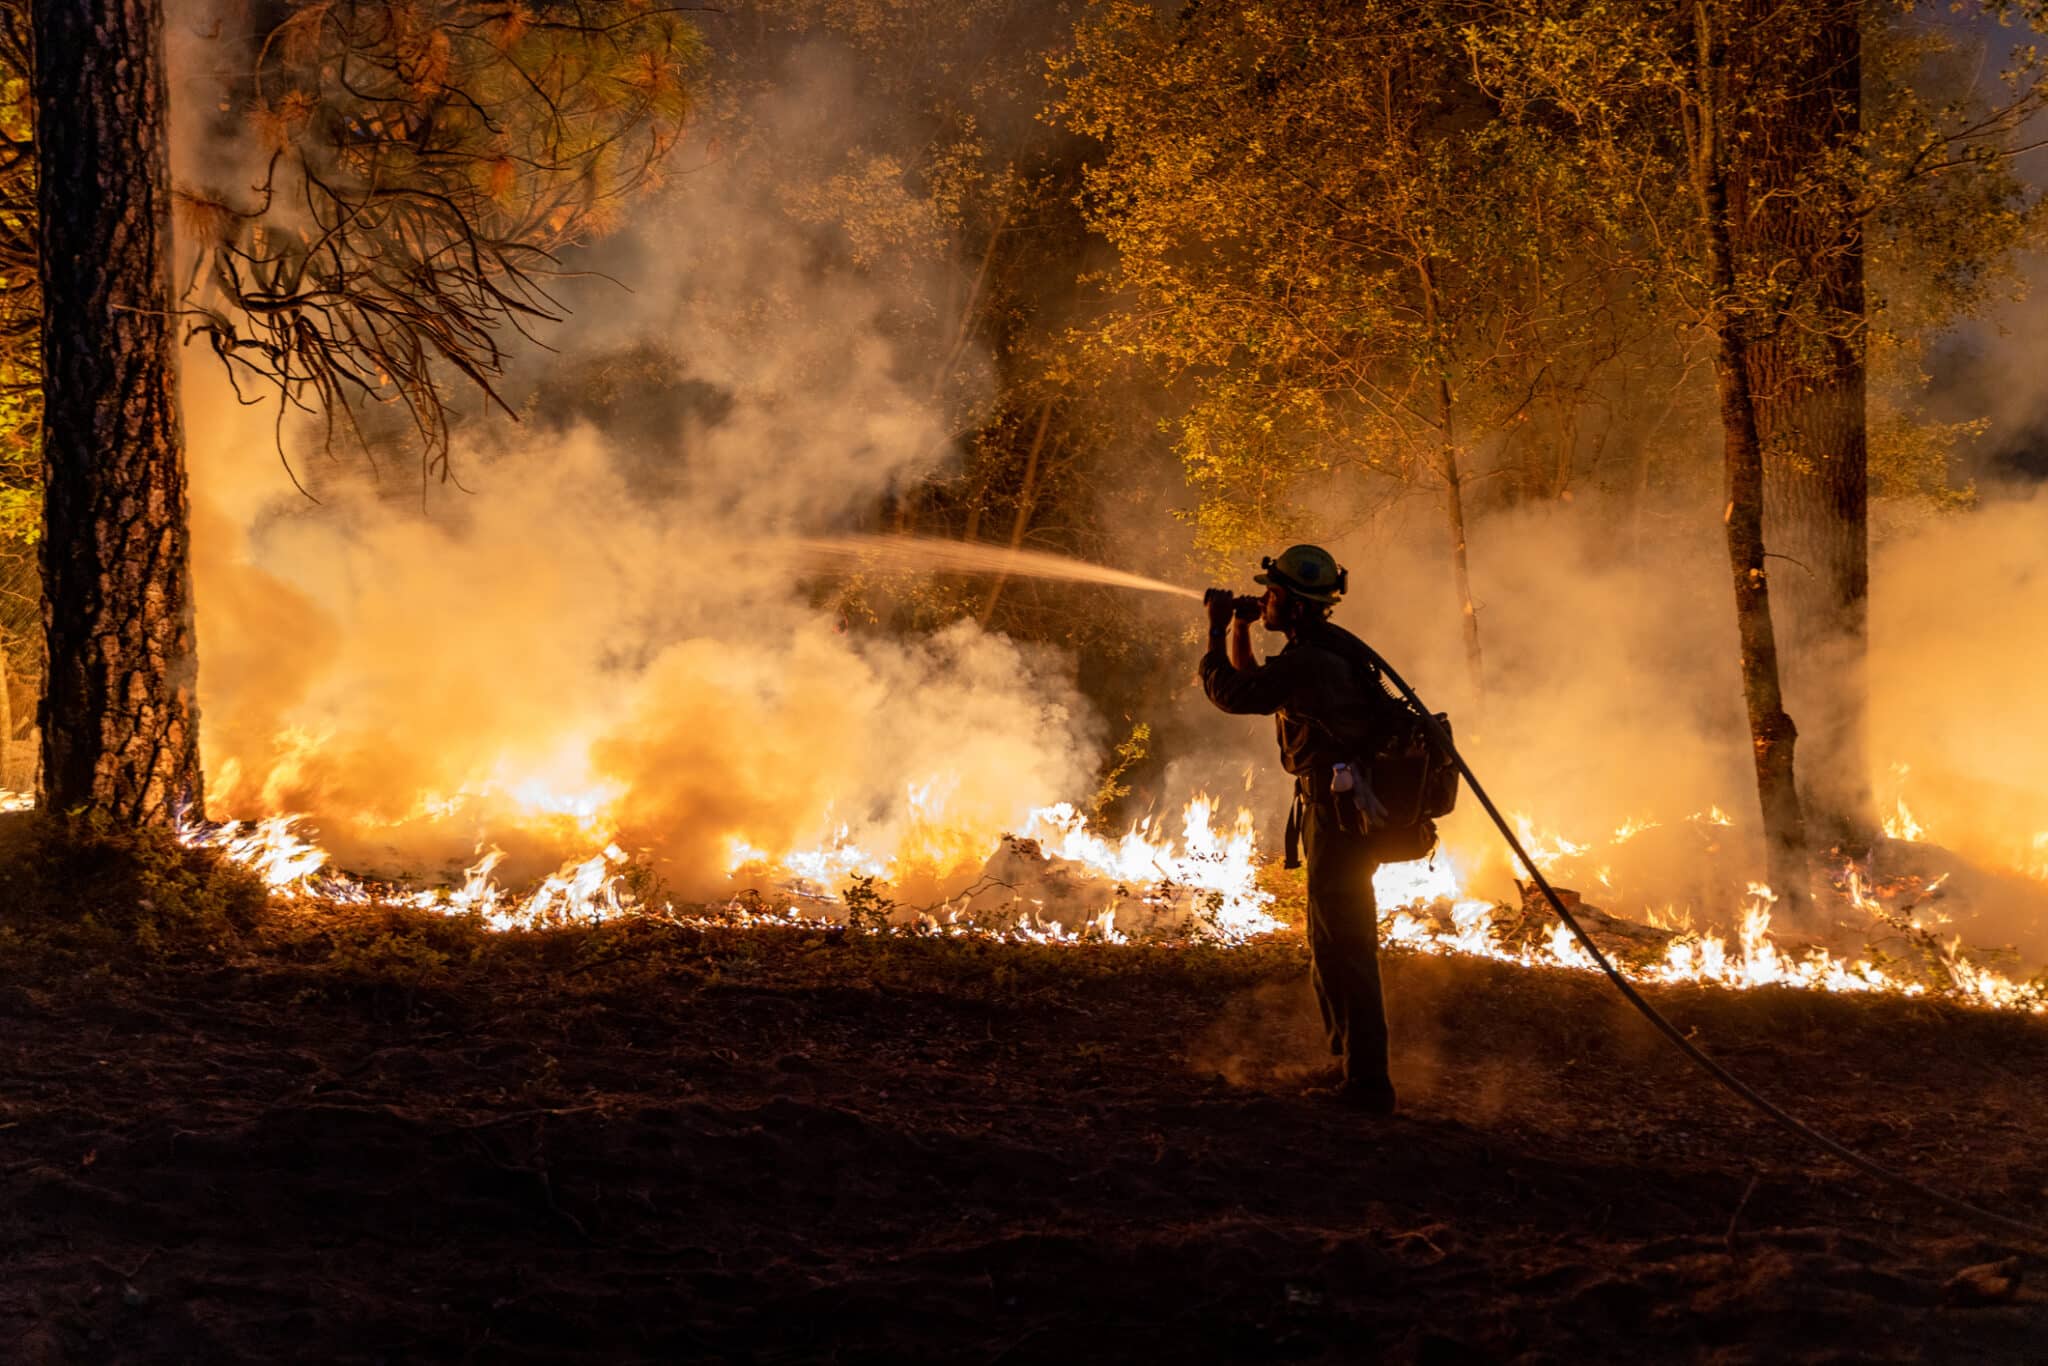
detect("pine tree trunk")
[32,0,201,822]
[1725,0,1870,844]
[1690,0,1811,921]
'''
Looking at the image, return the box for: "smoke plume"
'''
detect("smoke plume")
[183,57,1096,893]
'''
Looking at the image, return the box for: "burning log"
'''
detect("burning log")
[935,834,1233,941]
[1504,883,1681,959]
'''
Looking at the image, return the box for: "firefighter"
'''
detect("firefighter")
[1201,545,1407,1113]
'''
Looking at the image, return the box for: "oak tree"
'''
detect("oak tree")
[1468,0,2047,906]
[1056,0,1670,695]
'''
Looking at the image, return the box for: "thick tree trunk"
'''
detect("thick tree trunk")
[1725,0,1871,844]
[32,0,202,822]
[1691,0,1811,921]
[1754,341,1869,846]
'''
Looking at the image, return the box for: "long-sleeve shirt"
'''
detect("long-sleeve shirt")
[1200,620,1407,777]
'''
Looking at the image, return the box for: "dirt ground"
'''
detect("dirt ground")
[1,912,2045,1364]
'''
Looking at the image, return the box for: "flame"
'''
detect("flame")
[138,787,2048,1006]
[1872,765,2048,880]
[1010,797,1277,939]
[172,804,643,931]
[158,785,1279,944]
[1882,763,1926,842]
[1511,812,1588,867]
[3,758,2041,1013]
[1373,868,2039,1010]
[1883,800,1926,842]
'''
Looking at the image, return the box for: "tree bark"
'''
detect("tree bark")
[1724,0,1870,844]
[32,0,202,822]
[1690,0,1811,921]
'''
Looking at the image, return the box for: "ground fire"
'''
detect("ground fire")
[73,765,2032,1016]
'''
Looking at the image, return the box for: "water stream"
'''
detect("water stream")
[785,534,1202,600]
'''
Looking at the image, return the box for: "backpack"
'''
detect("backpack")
[1309,626,1460,863]
[1353,710,1458,863]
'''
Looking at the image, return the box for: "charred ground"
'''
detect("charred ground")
[1,869,2045,1363]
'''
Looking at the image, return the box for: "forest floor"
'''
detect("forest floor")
[1,879,2047,1363]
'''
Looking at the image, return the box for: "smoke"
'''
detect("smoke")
[1926,255,2048,483]
[181,54,1097,893]
[1159,474,2048,953]
[1868,487,2048,865]
[1141,484,1747,901]
[163,7,2048,950]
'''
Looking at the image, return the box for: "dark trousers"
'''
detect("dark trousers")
[1300,790,1390,1086]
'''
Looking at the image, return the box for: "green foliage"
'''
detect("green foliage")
[1858,6,2047,510]
[1060,0,2048,564]
[0,1,32,512]
[247,0,698,246]
[839,873,897,932]
[176,0,703,477]
[1875,342,1982,511]
[1255,858,1307,929]
[319,918,458,983]
[0,811,268,961]
[1087,721,1150,827]
[1864,5,2044,335]
[0,2,37,693]
[1469,0,2048,488]
[1055,0,1676,565]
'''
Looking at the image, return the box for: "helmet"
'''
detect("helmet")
[1255,543,1348,604]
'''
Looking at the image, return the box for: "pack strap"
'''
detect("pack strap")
[1284,783,1305,870]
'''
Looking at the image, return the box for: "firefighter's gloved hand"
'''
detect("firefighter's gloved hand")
[1203,588,1236,632]
[1232,594,1261,623]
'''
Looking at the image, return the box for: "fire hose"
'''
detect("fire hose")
[1359,643,2048,1251]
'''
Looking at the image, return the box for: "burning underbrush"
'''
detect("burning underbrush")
[14,770,2038,1014]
